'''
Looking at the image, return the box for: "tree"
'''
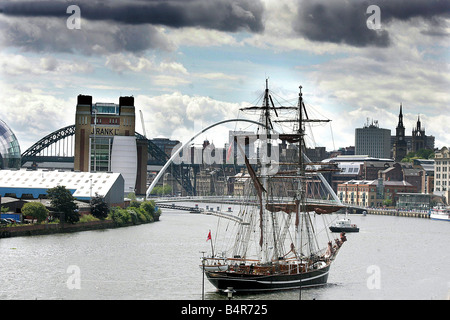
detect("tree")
[90,193,109,220]
[383,198,393,207]
[401,149,434,162]
[21,202,49,223]
[150,185,172,195]
[47,186,79,224]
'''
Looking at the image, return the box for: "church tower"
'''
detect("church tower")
[412,115,426,152]
[393,103,407,162]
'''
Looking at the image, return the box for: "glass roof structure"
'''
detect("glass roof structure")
[0,119,21,169]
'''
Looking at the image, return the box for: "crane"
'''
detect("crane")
[139,110,147,138]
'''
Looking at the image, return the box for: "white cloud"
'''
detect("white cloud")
[105,53,154,73]
[165,27,242,48]
[159,61,188,75]
[193,72,241,81]
[0,83,76,152]
[0,53,93,76]
[136,92,254,147]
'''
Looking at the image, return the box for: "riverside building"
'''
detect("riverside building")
[434,146,450,203]
[74,95,147,195]
[0,119,21,169]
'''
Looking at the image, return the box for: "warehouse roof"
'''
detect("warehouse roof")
[0,169,123,200]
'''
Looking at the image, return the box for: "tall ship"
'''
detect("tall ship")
[201,81,347,293]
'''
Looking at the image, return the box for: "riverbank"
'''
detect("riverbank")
[0,219,157,238]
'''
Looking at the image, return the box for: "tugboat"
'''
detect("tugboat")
[329,218,359,233]
[329,208,359,233]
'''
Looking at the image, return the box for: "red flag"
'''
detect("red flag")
[226,144,233,162]
[206,230,211,242]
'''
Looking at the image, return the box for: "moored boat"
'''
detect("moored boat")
[430,206,450,221]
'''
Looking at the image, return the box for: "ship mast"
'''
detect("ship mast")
[260,79,277,263]
[297,86,307,258]
[295,86,330,258]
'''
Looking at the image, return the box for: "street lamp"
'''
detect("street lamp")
[200,251,206,300]
[223,287,235,300]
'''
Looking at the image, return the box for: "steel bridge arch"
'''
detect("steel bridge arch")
[21,125,166,164]
[21,125,76,164]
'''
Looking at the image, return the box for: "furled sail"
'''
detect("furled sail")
[265,202,343,214]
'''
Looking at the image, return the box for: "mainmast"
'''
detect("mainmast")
[297,86,307,258]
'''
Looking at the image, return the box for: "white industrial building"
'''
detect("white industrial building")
[0,169,124,206]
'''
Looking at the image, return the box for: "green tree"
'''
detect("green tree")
[150,185,172,195]
[401,149,434,162]
[21,202,49,223]
[47,186,79,224]
[140,200,155,214]
[90,193,109,220]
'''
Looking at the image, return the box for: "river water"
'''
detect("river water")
[0,202,449,300]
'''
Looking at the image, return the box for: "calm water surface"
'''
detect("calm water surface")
[0,202,449,300]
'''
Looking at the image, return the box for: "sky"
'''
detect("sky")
[0,0,449,154]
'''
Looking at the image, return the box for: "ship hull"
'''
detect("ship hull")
[206,264,330,293]
[329,226,359,232]
[430,213,450,221]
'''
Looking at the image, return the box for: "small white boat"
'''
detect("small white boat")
[430,206,450,221]
[329,218,359,232]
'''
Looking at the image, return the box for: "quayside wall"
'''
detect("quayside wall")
[0,219,151,239]
[366,209,429,219]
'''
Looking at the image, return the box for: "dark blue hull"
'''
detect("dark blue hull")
[329,226,359,232]
[206,264,330,293]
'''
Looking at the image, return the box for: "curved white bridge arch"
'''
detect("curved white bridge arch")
[146,118,267,197]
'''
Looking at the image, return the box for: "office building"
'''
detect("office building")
[355,120,391,159]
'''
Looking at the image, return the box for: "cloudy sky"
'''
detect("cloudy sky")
[0,0,449,153]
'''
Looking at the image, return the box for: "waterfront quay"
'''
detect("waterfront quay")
[367,209,430,219]
[366,208,429,219]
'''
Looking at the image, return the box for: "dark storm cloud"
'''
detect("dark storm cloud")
[0,17,172,54]
[0,0,265,33]
[294,0,450,47]
[0,0,264,54]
